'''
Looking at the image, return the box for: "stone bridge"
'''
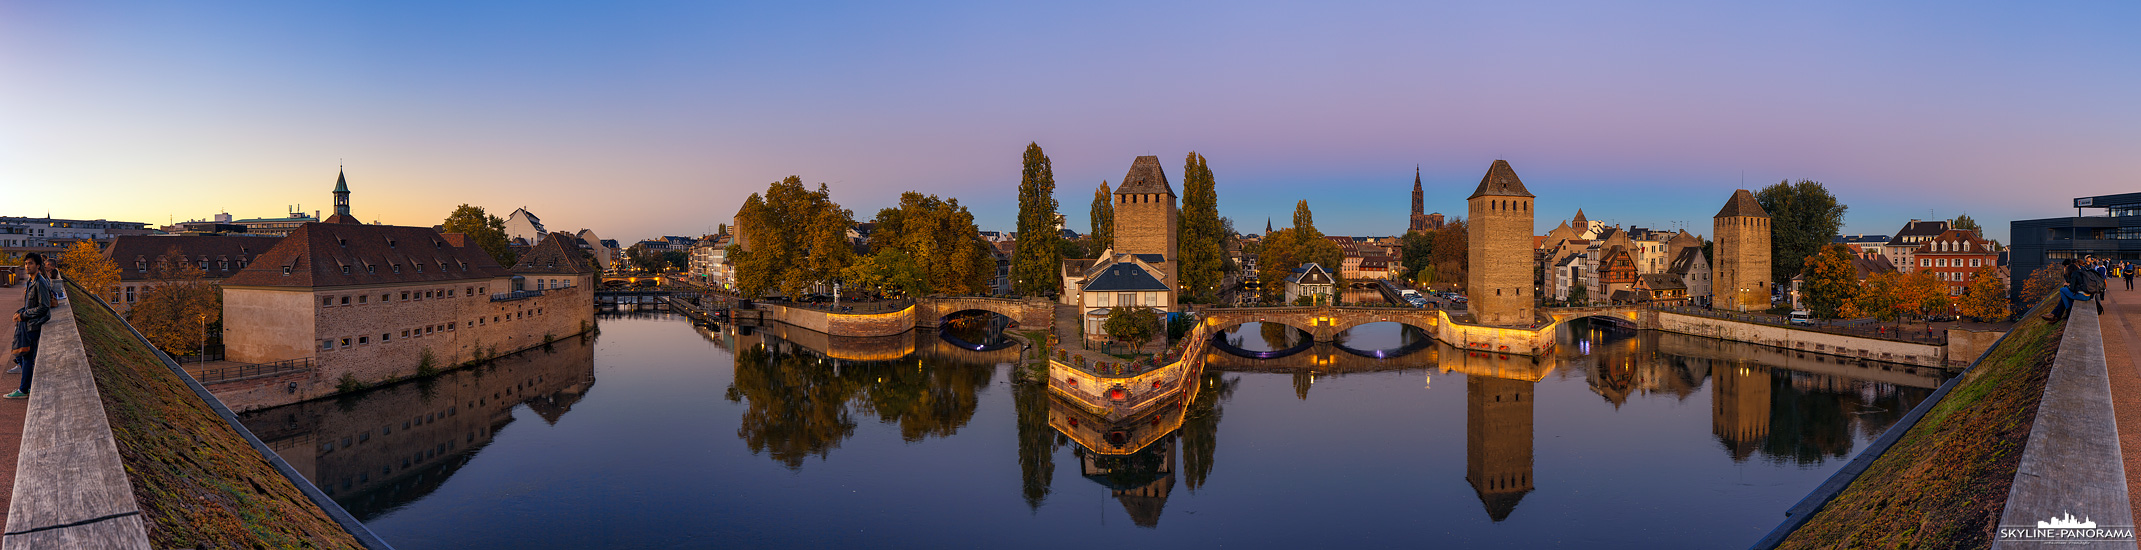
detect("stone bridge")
[1199,306,1449,342]
[915,296,1055,329]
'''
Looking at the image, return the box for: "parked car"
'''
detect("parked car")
[1788,311,1813,326]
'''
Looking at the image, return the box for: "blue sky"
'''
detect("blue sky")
[3,1,2136,244]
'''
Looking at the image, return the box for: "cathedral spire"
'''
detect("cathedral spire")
[1412,166,1424,217]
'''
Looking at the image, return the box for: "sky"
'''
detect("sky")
[3,1,2136,245]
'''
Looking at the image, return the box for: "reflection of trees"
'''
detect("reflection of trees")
[1759,373,1921,465]
[726,346,859,469]
[724,343,997,469]
[1179,372,1238,491]
[1260,322,1295,351]
[1013,380,1061,510]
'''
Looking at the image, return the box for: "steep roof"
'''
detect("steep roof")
[1571,208,1587,226]
[221,223,514,288]
[1115,156,1175,196]
[1886,220,1952,245]
[333,169,349,193]
[1713,189,1769,218]
[1666,247,1707,275]
[104,235,286,282]
[512,232,600,275]
[1638,273,1686,291]
[1467,160,1535,199]
[1082,262,1169,292]
[1285,263,1333,285]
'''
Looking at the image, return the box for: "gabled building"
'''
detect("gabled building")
[1069,254,1173,337]
[1666,247,1712,308]
[1284,262,1336,305]
[503,208,548,246]
[1913,228,1998,297]
[101,234,283,314]
[1884,220,1950,273]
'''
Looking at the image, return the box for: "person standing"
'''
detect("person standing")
[2126,261,2136,291]
[6,253,55,398]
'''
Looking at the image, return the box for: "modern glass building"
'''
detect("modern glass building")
[2009,192,2141,302]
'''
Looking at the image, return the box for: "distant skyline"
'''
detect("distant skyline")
[6,2,2137,244]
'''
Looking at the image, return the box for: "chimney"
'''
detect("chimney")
[441,233,471,248]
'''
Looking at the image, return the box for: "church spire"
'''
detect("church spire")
[325,167,360,224]
[1412,166,1424,217]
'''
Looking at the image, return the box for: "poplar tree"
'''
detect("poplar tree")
[1089,181,1114,253]
[1012,143,1062,297]
[1178,152,1224,302]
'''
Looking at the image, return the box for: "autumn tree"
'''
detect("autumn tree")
[127,246,221,356]
[2018,264,2064,309]
[1957,265,2010,321]
[1089,181,1114,253]
[1800,244,1861,319]
[1755,180,1848,289]
[442,205,517,268]
[1892,270,1950,325]
[727,176,857,298]
[1178,152,1224,302]
[1103,306,1160,351]
[57,240,118,304]
[1012,143,1062,297]
[1853,271,1902,323]
[1949,213,1981,234]
[852,192,993,296]
[1254,203,1346,302]
[1431,219,1470,290]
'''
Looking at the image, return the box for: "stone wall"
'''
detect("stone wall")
[1114,191,1178,292]
[1649,310,1946,367]
[1713,209,1772,312]
[761,303,918,337]
[1945,328,2008,368]
[1466,195,1534,326]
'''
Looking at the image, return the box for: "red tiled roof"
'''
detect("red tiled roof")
[103,235,285,282]
[221,223,514,288]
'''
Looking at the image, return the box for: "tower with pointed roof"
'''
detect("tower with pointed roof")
[324,168,360,224]
[1712,189,1772,311]
[1467,375,1535,522]
[1113,156,1179,299]
[1465,160,1536,326]
[1409,167,1443,233]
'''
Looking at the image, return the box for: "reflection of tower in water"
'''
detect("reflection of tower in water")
[1711,362,1773,461]
[1466,375,1534,522]
[1078,439,1178,528]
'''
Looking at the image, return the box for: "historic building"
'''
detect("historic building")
[1466,160,1536,326]
[1712,189,1773,312]
[1408,168,1445,233]
[503,208,548,246]
[1711,362,1772,461]
[1884,220,1950,273]
[101,234,284,314]
[1667,247,1712,308]
[1283,262,1335,305]
[1113,156,1180,293]
[1467,376,1535,522]
[1913,228,1999,298]
[219,174,597,407]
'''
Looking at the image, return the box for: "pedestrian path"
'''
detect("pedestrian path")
[2092,277,2141,515]
[0,285,29,530]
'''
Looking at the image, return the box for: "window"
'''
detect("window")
[367,265,376,274]
[358,295,367,304]
[402,330,410,337]
[382,333,390,342]
[383,294,390,302]
[1144,292,1158,306]
[126,286,135,302]
[1971,259,1982,267]
[324,296,334,307]
[401,291,409,300]
[1921,259,1931,267]
[341,296,350,305]
[358,336,369,344]
[1119,292,1136,307]
[136,261,146,271]
[283,266,291,276]
[342,266,351,274]
[392,265,400,274]
[341,338,352,347]
[1096,293,1110,307]
[322,340,334,350]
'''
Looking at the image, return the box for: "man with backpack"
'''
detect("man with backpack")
[2044,257,2107,322]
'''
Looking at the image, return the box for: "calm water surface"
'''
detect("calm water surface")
[241,308,1943,549]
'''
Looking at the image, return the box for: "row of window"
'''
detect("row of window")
[136,259,247,272]
[335,260,465,275]
[1919,257,1986,268]
[323,286,488,307]
[320,406,462,454]
[1093,292,1162,307]
[319,307,550,350]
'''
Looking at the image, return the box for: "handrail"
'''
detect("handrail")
[194,357,316,384]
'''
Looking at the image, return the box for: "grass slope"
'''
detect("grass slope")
[73,293,365,549]
[1777,301,2064,549]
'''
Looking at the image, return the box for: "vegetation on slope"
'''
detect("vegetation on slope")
[1776,299,2062,549]
[73,288,365,548]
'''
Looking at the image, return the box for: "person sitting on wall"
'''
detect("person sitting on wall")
[2043,258,2105,322]
[6,253,57,399]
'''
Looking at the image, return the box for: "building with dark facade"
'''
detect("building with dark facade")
[2010,192,2141,303]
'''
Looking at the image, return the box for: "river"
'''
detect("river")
[240,308,1943,549]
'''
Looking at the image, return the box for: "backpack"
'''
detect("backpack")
[2081,268,2107,295]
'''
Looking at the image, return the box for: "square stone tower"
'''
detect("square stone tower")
[1712,189,1772,312]
[1114,156,1179,291]
[1466,160,1536,326]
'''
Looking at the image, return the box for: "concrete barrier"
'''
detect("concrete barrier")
[1992,306,2137,548]
[2,299,152,548]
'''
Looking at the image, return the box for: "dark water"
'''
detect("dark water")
[241,311,1943,549]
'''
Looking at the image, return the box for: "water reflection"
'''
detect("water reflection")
[238,332,598,519]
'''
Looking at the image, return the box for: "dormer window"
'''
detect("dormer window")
[338,237,347,247]
[415,264,423,273]
[283,266,291,276]
[342,265,351,274]
[367,265,376,274]
[392,264,401,274]
[387,237,396,248]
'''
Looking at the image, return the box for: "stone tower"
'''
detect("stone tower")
[1467,375,1535,522]
[324,168,361,224]
[1113,156,1179,291]
[1712,189,1772,312]
[1465,160,1536,326]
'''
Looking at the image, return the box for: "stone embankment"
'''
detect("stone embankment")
[5,283,387,548]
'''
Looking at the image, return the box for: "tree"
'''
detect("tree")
[855,191,993,295]
[126,246,221,356]
[1892,270,1949,325]
[661,250,690,272]
[1178,152,1224,302]
[1567,282,1589,306]
[1854,271,1902,323]
[727,176,856,298]
[1399,231,1434,281]
[1103,306,1160,352]
[57,240,118,304]
[1012,143,1062,297]
[1958,265,2010,321]
[1089,182,1114,253]
[2019,264,2064,309]
[1949,213,1981,234]
[1755,180,1848,289]
[442,205,517,268]
[1431,220,1469,290]
[1800,244,1862,319]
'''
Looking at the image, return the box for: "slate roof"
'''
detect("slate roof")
[1285,263,1333,285]
[1082,262,1169,292]
[1666,247,1706,275]
[1713,189,1769,218]
[1467,160,1535,199]
[221,223,514,288]
[511,232,600,275]
[1637,273,1686,291]
[1133,253,1165,264]
[104,235,285,282]
[1115,156,1175,196]
[1061,258,1098,279]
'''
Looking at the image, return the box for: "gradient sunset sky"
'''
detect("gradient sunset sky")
[4,1,2135,244]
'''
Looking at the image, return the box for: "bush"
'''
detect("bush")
[416,348,438,378]
[336,372,368,393]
